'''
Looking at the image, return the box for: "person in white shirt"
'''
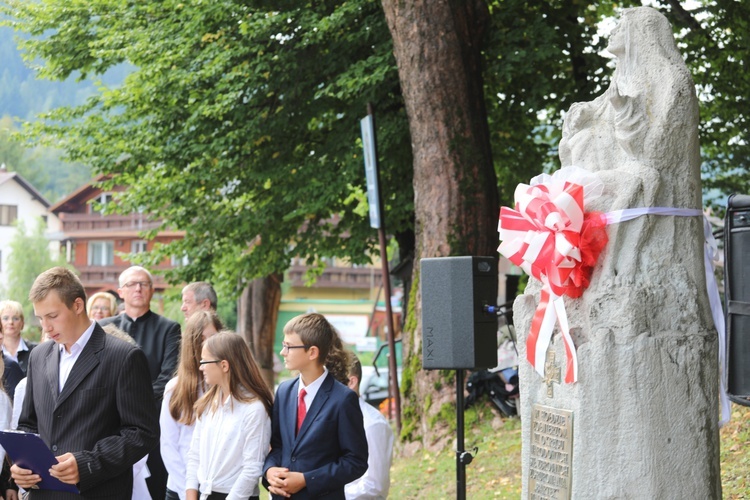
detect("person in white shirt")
[161,310,224,500]
[345,356,394,500]
[186,331,273,500]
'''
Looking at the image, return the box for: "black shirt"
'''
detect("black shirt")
[2,353,24,400]
[100,310,181,403]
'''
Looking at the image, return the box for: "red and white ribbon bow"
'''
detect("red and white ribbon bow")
[498,167,608,383]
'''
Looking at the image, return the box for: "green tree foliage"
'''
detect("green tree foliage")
[1,0,413,297]
[0,114,24,167]
[1,218,68,332]
[656,0,750,203]
[1,115,92,202]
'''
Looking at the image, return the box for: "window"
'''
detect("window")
[88,241,114,266]
[131,240,148,254]
[89,193,112,214]
[171,254,189,267]
[0,205,18,226]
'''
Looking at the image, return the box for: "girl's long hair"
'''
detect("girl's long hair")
[169,310,223,424]
[195,331,274,418]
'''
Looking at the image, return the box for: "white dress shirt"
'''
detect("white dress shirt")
[11,376,26,429]
[161,377,202,500]
[58,320,96,392]
[132,456,151,500]
[345,399,394,499]
[297,367,328,411]
[186,393,271,500]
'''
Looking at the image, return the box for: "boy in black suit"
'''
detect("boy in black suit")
[11,267,159,499]
[263,313,367,499]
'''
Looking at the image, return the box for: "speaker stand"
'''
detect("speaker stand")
[455,369,473,500]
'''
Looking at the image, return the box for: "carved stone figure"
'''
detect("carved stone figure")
[516,8,721,498]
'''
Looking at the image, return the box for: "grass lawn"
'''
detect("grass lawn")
[390,402,750,499]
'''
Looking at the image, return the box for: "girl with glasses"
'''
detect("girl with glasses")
[186,332,273,500]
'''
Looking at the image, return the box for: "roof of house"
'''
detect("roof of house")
[0,166,51,208]
[49,173,111,214]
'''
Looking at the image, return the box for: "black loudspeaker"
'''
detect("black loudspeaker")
[421,256,499,369]
[725,194,750,405]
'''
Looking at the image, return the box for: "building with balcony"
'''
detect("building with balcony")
[49,177,184,298]
[276,256,403,358]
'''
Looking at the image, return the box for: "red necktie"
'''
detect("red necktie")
[296,388,307,435]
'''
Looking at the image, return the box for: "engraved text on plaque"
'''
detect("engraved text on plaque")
[529,404,573,500]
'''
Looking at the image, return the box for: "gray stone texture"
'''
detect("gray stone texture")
[516,7,721,499]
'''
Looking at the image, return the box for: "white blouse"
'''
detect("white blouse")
[185,393,271,500]
[161,377,200,500]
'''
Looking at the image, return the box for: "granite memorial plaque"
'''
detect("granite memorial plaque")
[529,404,573,500]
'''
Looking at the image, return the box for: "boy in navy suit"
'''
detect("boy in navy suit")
[263,313,367,499]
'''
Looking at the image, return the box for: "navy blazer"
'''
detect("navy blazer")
[18,325,160,499]
[263,372,368,499]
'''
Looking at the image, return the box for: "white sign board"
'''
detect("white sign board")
[360,114,381,229]
[325,314,370,345]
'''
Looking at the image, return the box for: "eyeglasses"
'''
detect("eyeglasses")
[122,281,152,289]
[281,343,310,353]
[1,316,21,322]
[199,359,222,366]
[91,306,111,312]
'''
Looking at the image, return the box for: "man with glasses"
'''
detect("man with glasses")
[100,265,181,500]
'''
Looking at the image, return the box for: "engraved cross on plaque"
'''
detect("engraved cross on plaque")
[544,350,561,398]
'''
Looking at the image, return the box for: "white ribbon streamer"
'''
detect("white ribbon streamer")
[703,217,731,427]
[604,207,703,225]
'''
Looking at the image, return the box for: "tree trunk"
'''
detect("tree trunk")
[237,273,282,390]
[380,0,499,451]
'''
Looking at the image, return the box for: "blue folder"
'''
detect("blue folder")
[0,430,80,494]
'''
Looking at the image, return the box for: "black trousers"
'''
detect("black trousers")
[203,494,259,500]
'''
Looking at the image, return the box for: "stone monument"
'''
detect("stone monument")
[513,7,721,499]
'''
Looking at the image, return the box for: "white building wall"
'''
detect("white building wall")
[0,179,61,293]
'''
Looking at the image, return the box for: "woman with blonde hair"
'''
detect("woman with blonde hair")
[87,292,118,321]
[160,310,223,500]
[186,332,273,500]
[0,300,36,376]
